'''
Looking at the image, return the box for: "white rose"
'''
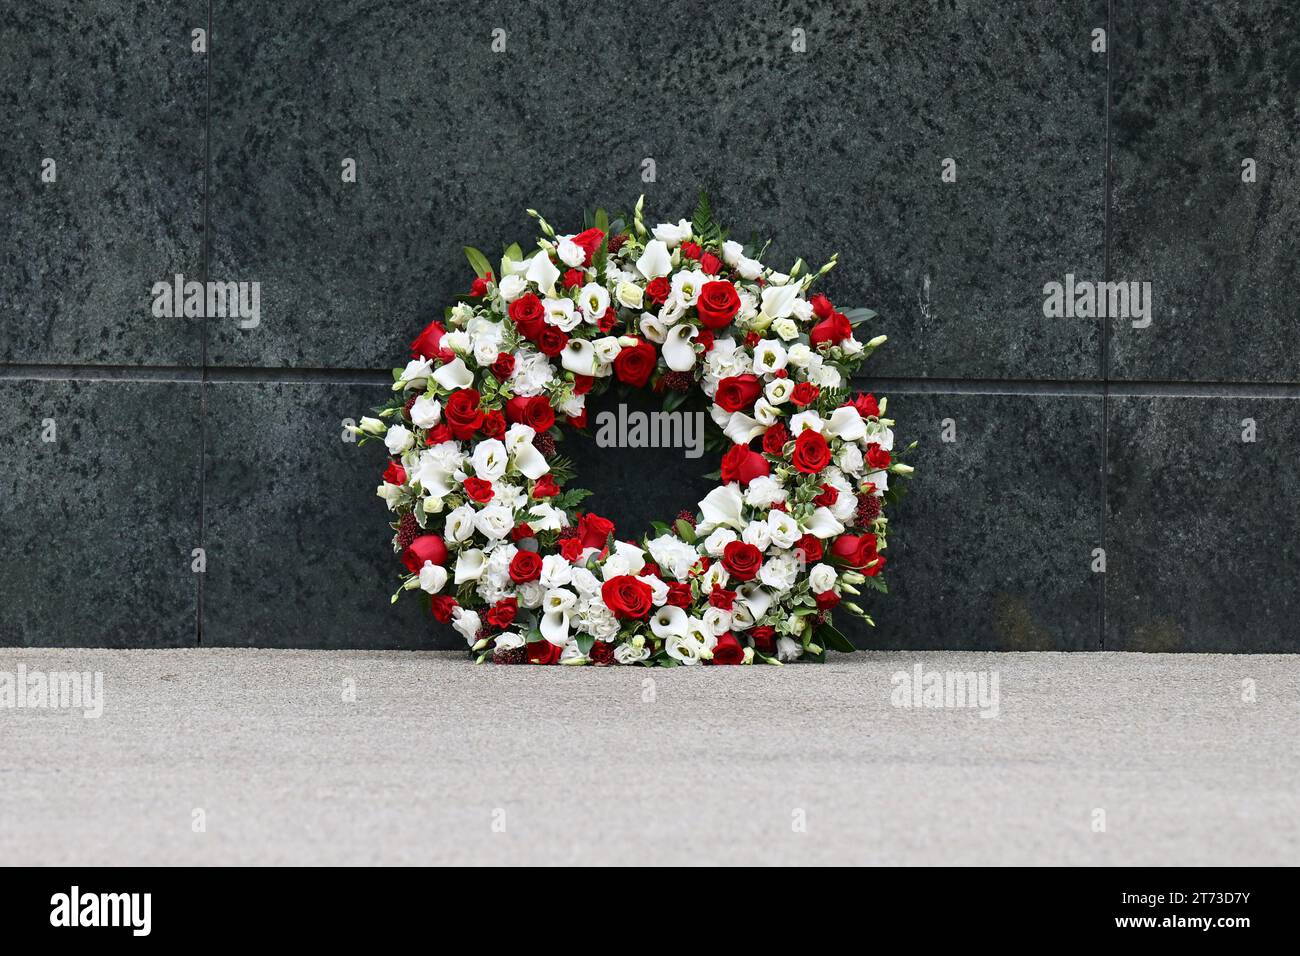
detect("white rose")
[409,395,441,429]
[474,505,514,540]
[614,642,651,664]
[615,281,643,310]
[703,528,739,556]
[772,317,799,341]
[451,608,481,646]
[539,555,573,589]
[444,504,477,543]
[776,635,802,662]
[809,563,838,594]
[498,273,527,302]
[557,237,585,268]
[786,343,814,368]
[418,562,448,593]
[742,520,773,552]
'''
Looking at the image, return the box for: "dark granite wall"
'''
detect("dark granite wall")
[3,1,1296,651]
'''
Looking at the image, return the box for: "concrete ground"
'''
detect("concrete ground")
[0,648,1296,866]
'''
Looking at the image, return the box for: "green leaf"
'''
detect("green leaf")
[817,622,856,653]
[576,634,595,657]
[674,518,697,543]
[464,246,493,279]
[842,307,877,326]
[594,208,609,234]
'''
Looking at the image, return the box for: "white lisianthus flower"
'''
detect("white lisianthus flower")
[614,642,651,664]
[651,219,692,247]
[451,607,481,646]
[791,298,814,322]
[767,510,801,549]
[470,438,508,482]
[527,503,568,532]
[736,257,764,280]
[570,567,601,598]
[753,398,780,426]
[721,240,745,266]
[701,606,732,637]
[658,295,687,326]
[744,475,787,508]
[838,443,865,477]
[444,504,477,543]
[525,251,560,295]
[442,331,471,355]
[864,470,889,494]
[640,574,669,607]
[765,378,795,405]
[539,554,573,589]
[409,395,441,428]
[665,633,705,665]
[592,336,622,364]
[418,562,448,594]
[384,424,414,455]
[776,635,803,662]
[558,393,586,416]
[493,632,526,651]
[670,269,710,305]
[474,337,502,366]
[474,505,515,540]
[577,282,610,321]
[742,519,773,552]
[543,297,580,332]
[752,339,788,374]
[865,422,895,451]
[699,561,731,593]
[639,312,668,343]
[376,482,402,508]
[809,563,838,594]
[702,527,738,557]
[615,281,644,310]
[498,273,526,302]
[840,336,864,356]
[556,237,585,268]
[394,358,433,391]
[786,343,814,368]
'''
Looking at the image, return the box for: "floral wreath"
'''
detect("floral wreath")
[355,196,912,666]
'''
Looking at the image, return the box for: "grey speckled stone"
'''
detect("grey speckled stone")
[0,380,201,646]
[0,1,206,366]
[1109,1,1300,382]
[844,391,1104,650]
[202,381,430,648]
[206,0,1103,380]
[1106,397,1299,651]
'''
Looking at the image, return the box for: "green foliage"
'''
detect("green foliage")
[817,622,856,653]
[691,192,727,249]
[463,246,493,279]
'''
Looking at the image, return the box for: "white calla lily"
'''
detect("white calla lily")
[650,605,688,639]
[432,357,474,391]
[804,507,846,539]
[760,283,800,319]
[541,611,570,646]
[662,323,698,371]
[697,483,745,532]
[723,411,766,444]
[826,406,867,442]
[561,338,600,375]
[454,548,486,583]
[525,251,560,295]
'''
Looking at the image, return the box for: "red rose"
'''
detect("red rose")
[645,277,671,304]
[721,541,763,582]
[762,422,790,456]
[809,293,834,320]
[696,329,715,353]
[578,513,615,550]
[510,522,534,542]
[570,227,605,265]
[463,476,494,503]
[410,320,451,361]
[469,273,492,298]
[508,293,547,339]
[791,382,820,407]
[589,641,616,665]
[814,590,840,611]
[749,625,776,654]
[601,575,654,619]
[425,423,452,446]
[696,280,741,329]
[505,395,556,433]
[666,582,693,608]
[708,585,737,610]
[866,443,891,470]
[680,241,702,260]
[791,430,832,474]
[559,537,584,562]
[443,388,484,440]
[850,392,880,418]
[714,374,762,413]
[709,632,745,665]
[613,338,657,387]
[598,308,618,332]
[485,597,517,629]
[864,554,886,576]
[795,534,823,564]
[382,461,406,485]
[490,352,515,380]
[481,410,506,440]
[568,409,588,429]
[430,595,458,622]
[563,268,584,289]
[831,534,879,571]
[536,325,568,357]
[720,443,770,486]
[401,535,447,573]
[700,251,722,275]
[508,550,543,583]
[531,475,560,498]
[527,640,562,665]
[572,374,594,395]
[813,483,838,507]
[810,310,853,348]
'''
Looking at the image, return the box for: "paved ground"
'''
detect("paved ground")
[1,648,1296,865]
